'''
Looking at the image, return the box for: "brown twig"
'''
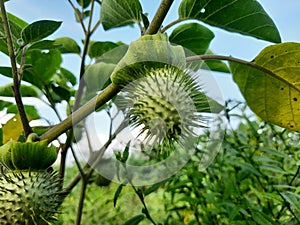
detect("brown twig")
[0,0,33,137]
[145,0,174,35]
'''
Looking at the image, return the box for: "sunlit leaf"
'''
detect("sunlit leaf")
[231,42,300,131]
[178,0,281,43]
[21,20,62,44]
[55,37,81,54]
[88,41,119,58]
[101,0,143,30]
[2,114,23,143]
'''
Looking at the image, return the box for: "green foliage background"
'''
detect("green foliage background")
[54,103,300,225]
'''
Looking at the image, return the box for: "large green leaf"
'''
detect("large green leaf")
[170,23,214,55]
[178,0,281,43]
[100,0,143,30]
[21,20,62,44]
[231,42,300,132]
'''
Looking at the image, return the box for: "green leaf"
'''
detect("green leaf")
[85,62,115,92]
[21,20,62,44]
[231,42,300,132]
[122,214,145,225]
[114,183,125,207]
[51,84,74,102]
[88,41,119,58]
[281,192,300,211]
[250,209,277,225]
[28,40,61,51]
[55,37,81,54]
[7,12,27,28]
[121,141,130,163]
[0,39,8,55]
[0,13,27,46]
[101,0,143,30]
[0,83,41,97]
[100,44,128,64]
[169,23,214,55]
[2,114,23,143]
[0,99,12,111]
[76,0,91,8]
[202,50,230,73]
[25,49,62,83]
[7,105,40,121]
[178,0,281,43]
[60,67,77,86]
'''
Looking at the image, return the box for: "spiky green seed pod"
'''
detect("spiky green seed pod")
[116,64,209,150]
[0,171,64,225]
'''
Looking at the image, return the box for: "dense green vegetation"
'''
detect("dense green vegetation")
[57,103,300,225]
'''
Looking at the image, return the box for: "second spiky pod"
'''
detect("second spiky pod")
[0,133,64,225]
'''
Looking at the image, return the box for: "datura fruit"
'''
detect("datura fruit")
[0,134,63,225]
[113,63,209,150]
[0,171,64,225]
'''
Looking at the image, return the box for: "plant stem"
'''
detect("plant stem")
[40,83,119,143]
[145,0,174,35]
[160,18,185,33]
[76,178,88,225]
[0,0,33,137]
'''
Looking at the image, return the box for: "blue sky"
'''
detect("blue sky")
[1,1,300,100]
